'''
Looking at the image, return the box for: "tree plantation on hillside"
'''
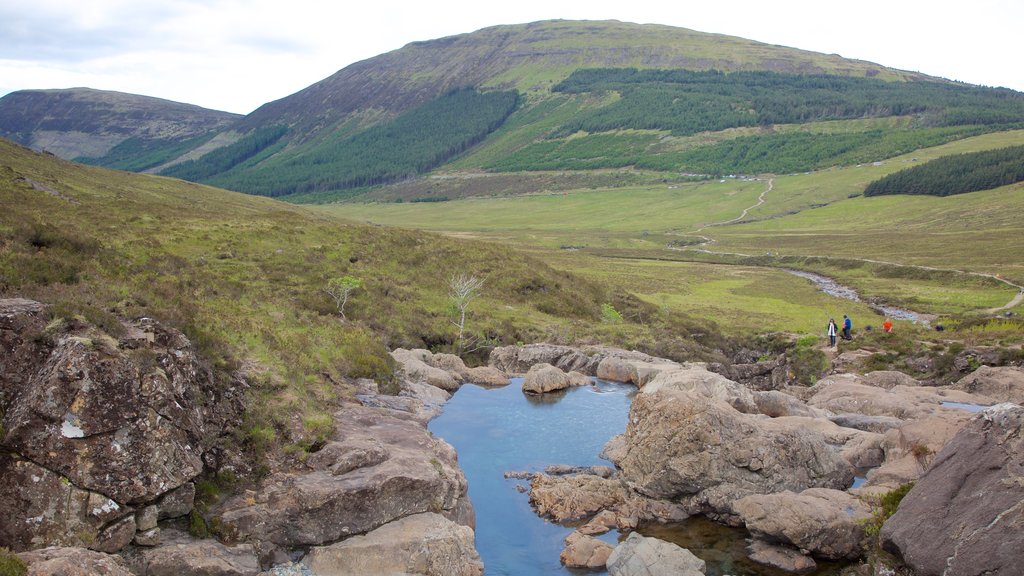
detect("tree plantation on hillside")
[864,144,1024,197]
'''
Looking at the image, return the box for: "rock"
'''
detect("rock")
[567,370,592,387]
[734,488,871,560]
[601,434,628,465]
[133,528,160,547]
[578,510,619,535]
[132,528,259,576]
[862,371,920,389]
[0,299,244,523]
[156,482,195,520]
[464,365,509,386]
[596,356,639,384]
[0,452,134,552]
[606,532,705,576]
[489,344,598,375]
[17,546,134,576]
[390,349,459,392]
[710,356,788,391]
[860,414,972,493]
[429,353,471,381]
[214,404,468,548]
[642,365,757,413]
[561,531,614,570]
[619,389,853,520]
[529,474,628,522]
[953,365,1024,404]
[752,390,823,418]
[880,404,1024,575]
[773,416,885,470]
[808,376,986,420]
[92,516,136,554]
[746,540,817,573]
[135,505,159,532]
[398,379,451,421]
[302,512,483,576]
[828,413,904,434]
[522,363,571,394]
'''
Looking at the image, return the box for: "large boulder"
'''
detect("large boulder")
[953,365,1024,404]
[619,388,853,520]
[215,403,469,548]
[641,365,757,413]
[560,531,614,570]
[0,299,243,553]
[390,348,459,392]
[733,488,871,560]
[606,532,705,576]
[17,546,134,576]
[302,512,483,576]
[522,363,571,394]
[860,414,972,494]
[880,404,1024,575]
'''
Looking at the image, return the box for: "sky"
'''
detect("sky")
[1,0,1021,115]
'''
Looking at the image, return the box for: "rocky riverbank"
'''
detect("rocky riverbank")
[4,300,1022,575]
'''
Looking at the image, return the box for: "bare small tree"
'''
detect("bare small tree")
[449,273,485,356]
[325,276,361,320]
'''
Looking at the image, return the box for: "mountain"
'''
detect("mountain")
[4,20,1024,201]
[0,87,241,171]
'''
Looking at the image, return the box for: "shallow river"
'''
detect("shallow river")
[429,377,846,575]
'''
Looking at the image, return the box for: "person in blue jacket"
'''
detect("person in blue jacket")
[842,314,852,340]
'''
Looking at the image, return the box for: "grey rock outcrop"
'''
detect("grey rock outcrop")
[619,384,853,521]
[0,298,242,553]
[214,403,469,549]
[302,512,483,576]
[17,546,134,576]
[606,532,705,576]
[880,404,1024,575]
[489,344,599,375]
[734,488,871,560]
[745,540,816,573]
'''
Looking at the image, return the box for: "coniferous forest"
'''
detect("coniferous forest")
[863,145,1024,197]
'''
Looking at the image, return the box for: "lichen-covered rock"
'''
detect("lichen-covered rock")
[464,365,510,386]
[561,531,614,570]
[215,403,469,548]
[607,532,705,576]
[489,344,598,375]
[522,363,571,394]
[619,389,853,520]
[880,404,1024,575]
[302,513,483,576]
[734,488,871,560]
[0,299,244,554]
[17,546,134,576]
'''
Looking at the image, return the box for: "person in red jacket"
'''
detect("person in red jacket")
[883,318,893,333]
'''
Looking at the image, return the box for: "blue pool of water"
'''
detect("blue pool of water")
[428,378,636,575]
[941,401,989,412]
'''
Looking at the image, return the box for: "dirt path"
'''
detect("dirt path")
[663,178,1023,313]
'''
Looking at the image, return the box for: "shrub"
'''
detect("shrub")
[601,303,623,324]
[0,548,26,576]
[861,482,915,538]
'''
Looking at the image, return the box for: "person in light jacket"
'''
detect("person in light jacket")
[827,318,838,347]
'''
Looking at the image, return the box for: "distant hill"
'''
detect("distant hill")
[4,20,1024,200]
[0,88,241,170]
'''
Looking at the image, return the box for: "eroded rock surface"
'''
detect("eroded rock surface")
[880,404,1024,575]
[607,532,705,576]
[215,403,468,549]
[17,546,134,576]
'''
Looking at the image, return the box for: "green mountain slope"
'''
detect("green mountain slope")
[0,88,241,170]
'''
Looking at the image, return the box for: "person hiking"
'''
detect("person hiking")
[827,318,838,347]
[883,318,893,333]
[842,315,852,340]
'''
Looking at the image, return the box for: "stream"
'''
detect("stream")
[785,269,930,323]
[429,378,847,575]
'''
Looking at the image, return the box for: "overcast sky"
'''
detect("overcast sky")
[1,0,1020,115]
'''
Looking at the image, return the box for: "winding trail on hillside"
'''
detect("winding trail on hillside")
[662,177,1024,313]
